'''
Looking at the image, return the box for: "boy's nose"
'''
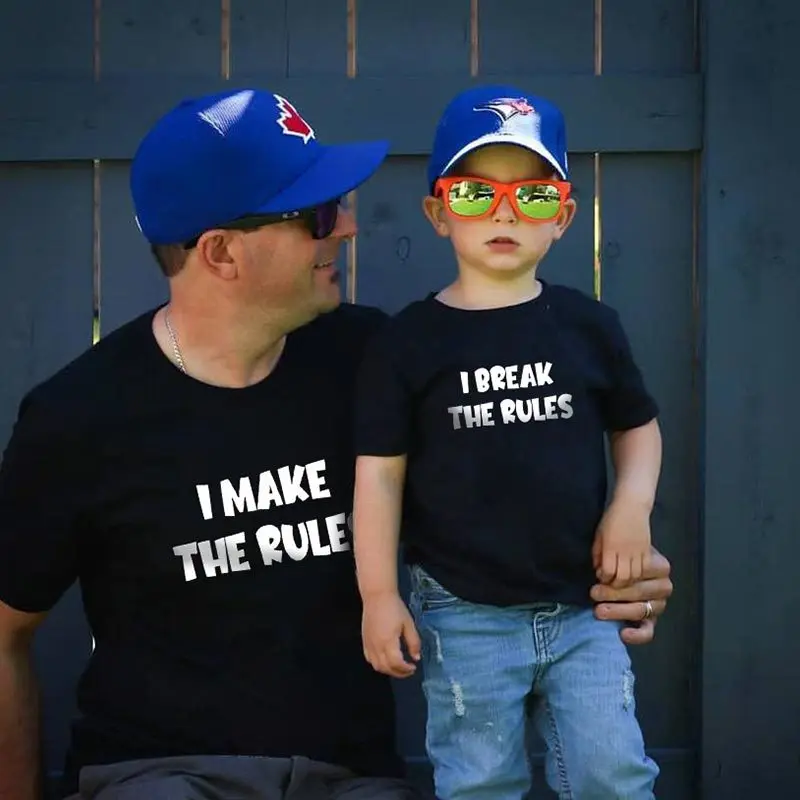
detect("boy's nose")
[492,195,518,223]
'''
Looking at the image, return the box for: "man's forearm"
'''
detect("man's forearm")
[0,649,42,800]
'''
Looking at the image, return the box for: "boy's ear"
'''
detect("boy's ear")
[553,197,577,241]
[422,196,450,238]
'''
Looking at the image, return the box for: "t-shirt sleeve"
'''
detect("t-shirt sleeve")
[354,326,412,457]
[0,392,83,613]
[598,309,659,432]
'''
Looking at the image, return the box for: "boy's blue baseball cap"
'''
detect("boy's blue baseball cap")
[131,88,389,245]
[427,85,569,192]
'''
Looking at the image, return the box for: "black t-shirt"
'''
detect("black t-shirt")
[355,282,659,608]
[0,304,402,796]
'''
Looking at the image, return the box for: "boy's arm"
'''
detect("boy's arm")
[594,420,662,586]
[353,455,421,678]
[608,418,662,512]
[353,454,407,601]
[594,306,663,584]
[352,320,420,677]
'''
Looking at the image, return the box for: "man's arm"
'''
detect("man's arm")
[0,600,46,800]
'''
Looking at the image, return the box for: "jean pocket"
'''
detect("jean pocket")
[409,564,461,612]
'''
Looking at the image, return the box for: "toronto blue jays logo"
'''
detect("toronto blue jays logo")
[474,97,536,122]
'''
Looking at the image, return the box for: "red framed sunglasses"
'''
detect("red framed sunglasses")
[183,197,341,249]
[435,177,571,223]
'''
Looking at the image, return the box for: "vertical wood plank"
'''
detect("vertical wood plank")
[100,163,168,335]
[286,0,348,76]
[0,163,95,781]
[0,163,94,449]
[357,0,470,75]
[229,0,287,75]
[355,156,454,314]
[475,2,596,297]
[0,0,93,77]
[354,6,469,756]
[100,0,221,75]
[480,0,595,75]
[537,154,595,296]
[99,0,221,333]
[602,0,697,73]
[701,1,800,796]
[600,154,698,763]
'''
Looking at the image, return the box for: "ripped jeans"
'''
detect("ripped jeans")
[408,565,659,800]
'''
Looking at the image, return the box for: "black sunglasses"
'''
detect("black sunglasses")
[183,197,341,249]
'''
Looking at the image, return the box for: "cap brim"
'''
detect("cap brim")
[257,140,390,213]
[441,134,567,181]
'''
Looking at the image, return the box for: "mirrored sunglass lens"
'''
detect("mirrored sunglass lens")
[516,184,561,219]
[447,181,495,216]
[314,200,339,238]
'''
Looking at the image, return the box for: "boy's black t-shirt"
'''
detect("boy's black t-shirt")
[355,282,659,608]
[0,303,402,796]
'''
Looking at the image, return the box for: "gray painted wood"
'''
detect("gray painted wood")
[701,0,800,796]
[480,0,595,75]
[0,0,93,78]
[601,153,699,793]
[0,74,703,161]
[355,157,455,313]
[98,0,221,333]
[100,163,168,335]
[355,5,470,760]
[231,0,350,77]
[0,163,94,466]
[230,0,288,76]
[537,153,595,296]
[602,0,697,73]
[286,0,349,76]
[0,163,95,782]
[357,0,470,75]
[101,0,221,76]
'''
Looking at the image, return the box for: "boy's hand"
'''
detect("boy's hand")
[361,592,421,679]
[592,499,652,588]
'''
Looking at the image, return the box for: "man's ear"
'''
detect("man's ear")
[196,230,240,280]
[422,196,450,238]
[552,198,577,241]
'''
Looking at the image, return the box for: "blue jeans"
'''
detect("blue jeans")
[408,565,659,800]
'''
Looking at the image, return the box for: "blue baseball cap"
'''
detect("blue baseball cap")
[131,88,389,245]
[427,85,569,192]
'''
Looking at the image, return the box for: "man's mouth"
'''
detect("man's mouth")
[313,260,335,270]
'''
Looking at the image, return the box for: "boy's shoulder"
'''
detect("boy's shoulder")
[367,296,439,339]
[544,282,622,330]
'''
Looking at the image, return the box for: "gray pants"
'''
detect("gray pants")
[65,754,435,800]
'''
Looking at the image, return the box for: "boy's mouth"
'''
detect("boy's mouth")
[486,236,520,246]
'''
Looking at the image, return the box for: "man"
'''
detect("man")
[0,88,673,800]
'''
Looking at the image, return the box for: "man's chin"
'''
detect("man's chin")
[317,285,343,313]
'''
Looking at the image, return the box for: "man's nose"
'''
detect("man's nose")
[333,205,357,239]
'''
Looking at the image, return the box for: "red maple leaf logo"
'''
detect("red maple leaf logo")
[274,94,315,144]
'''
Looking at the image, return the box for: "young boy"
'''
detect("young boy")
[352,85,662,800]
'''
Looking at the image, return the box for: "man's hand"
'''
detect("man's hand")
[361,592,421,679]
[590,547,672,645]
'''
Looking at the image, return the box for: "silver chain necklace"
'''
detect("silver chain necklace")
[163,307,187,374]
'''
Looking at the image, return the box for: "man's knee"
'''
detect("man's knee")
[331,776,435,800]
